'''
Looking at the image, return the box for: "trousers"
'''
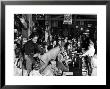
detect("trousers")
[25,55,35,75]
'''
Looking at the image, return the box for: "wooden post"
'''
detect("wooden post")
[28,14,32,38]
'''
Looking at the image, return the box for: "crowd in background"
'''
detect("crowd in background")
[14,14,97,76]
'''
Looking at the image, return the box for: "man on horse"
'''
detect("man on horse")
[24,33,43,76]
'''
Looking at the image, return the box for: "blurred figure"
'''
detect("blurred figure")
[82,40,95,57]
[58,39,62,46]
[64,37,68,43]
[81,39,95,76]
[53,40,57,48]
[91,54,97,76]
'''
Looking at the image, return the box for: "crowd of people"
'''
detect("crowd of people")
[14,14,97,76]
[14,30,97,76]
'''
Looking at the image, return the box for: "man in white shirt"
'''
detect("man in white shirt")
[82,40,95,57]
[81,40,96,76]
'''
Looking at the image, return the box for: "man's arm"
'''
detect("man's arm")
[33,53,41,58]
[33,44,44,58]
[81,50,89,57]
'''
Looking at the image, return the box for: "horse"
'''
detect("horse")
[38,46,61,73]
[38,46,70,74]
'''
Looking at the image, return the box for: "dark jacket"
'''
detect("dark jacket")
[24,40,43,55]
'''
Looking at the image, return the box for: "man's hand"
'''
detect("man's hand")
[79,54,85,58]
[33,53,42,59]
[33,53,39,57]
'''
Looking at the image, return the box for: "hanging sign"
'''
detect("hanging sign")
[63,14,72,24]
